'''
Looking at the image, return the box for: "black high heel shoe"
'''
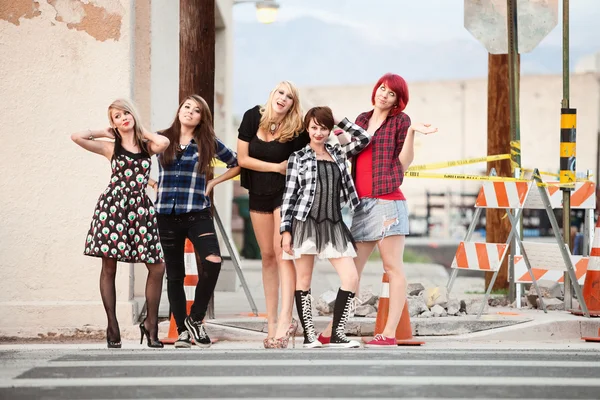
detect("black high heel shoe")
[106,328,121,349]
[139,320,164,348]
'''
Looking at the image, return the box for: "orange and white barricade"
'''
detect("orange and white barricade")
[514,255,588,285]
[447,180,536,317]
[447,169,594,317]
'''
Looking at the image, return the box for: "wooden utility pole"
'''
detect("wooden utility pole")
[180,0,215,112]
[486,53,519,291]
[179,0,216,318]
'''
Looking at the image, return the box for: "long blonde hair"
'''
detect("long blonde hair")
[259,81,304,142]
[107,99,147,152]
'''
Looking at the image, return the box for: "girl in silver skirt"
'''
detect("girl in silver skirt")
[280,106,372,349]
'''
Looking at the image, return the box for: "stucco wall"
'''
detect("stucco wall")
[0,0,236,336]
[0,0,140,336]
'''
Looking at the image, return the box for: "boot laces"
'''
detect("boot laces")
[335,295,354,340]
[301,293,317,341]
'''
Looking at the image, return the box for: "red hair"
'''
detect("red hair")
[371,73,409,116]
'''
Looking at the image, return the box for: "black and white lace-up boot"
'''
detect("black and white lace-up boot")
[295,289,322,348]
[329,288,360,348]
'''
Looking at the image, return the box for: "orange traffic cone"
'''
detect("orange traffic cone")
[571,217,600,317]
[371,272,424,346]
[582,327,600,342]
[162,239,199,344]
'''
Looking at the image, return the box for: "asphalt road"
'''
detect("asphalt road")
[1,344,600,399]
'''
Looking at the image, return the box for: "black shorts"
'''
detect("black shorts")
[249,191,283,213]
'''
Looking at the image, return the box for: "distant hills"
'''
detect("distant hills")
[233,16,591,116]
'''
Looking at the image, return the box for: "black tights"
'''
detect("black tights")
[100,258,165,341]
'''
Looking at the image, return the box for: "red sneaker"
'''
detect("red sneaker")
[317,333,330,346]
[364,334,397,347]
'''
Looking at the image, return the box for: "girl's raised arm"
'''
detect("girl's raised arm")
[71,128,115,160]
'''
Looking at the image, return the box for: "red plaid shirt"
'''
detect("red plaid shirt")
[352,110,411,197]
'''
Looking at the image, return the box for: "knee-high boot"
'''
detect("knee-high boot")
[295,289,322,348]
[329,288,360,348]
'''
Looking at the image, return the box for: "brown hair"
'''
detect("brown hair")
[159,95,216,176]
[304,106,334,131]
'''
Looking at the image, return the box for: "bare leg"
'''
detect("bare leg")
[295,254,315,291]
[250,211,279,338]
[322,241,376,337]
[274,208,297,339]
[100,258,119,342]
[377,235,407,337]
[329,257,359,292]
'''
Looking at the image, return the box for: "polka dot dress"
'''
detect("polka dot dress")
[83,139,164,263]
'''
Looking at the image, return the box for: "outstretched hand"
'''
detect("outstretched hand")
[410,123,438,135]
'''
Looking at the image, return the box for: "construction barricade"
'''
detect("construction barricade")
[446,169,592,318]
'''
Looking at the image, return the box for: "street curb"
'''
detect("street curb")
[207,315,531,337]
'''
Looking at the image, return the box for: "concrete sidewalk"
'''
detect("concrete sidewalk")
[207,259,484,318]
[163,258,599,343]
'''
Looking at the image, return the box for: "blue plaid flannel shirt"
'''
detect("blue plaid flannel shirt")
[156,137,238,215]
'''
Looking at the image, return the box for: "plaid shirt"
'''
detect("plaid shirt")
[353,110,411,196]
[280,118,372,233]
[156,138,238,215]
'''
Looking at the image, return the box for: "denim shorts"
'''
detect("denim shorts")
[350,198,409,242]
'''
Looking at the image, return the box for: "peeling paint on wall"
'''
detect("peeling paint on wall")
[48,0,123,42]
[0,0,42,26]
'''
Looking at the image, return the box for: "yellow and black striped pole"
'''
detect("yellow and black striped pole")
[560,108,576,186]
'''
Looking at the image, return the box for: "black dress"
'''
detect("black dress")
[238,105,309,212]
[285,161,356,260]
[83,138,164,264]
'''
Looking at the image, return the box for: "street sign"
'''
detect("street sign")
[465,0,558,54]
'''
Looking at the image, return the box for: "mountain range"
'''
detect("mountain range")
[232,16,593,117]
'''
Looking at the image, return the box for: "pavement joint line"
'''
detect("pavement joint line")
[3,346,600,354]
[2,376,600,388]
[34,360,600,368]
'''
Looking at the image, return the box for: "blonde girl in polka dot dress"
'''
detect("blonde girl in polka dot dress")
[71,99,170,349]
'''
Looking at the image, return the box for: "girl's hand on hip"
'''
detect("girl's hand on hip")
[206,180,216,196]
[276,160,288,175]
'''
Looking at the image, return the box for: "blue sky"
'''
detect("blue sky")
[233,0,600,51]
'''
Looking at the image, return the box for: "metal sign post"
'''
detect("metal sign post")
[560,0,575,309]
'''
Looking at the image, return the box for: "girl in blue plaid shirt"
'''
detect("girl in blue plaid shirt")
[149,95,240,349]
[280,106,372,348]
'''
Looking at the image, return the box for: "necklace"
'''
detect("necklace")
[178,142,190,152]
[269,122,279,135]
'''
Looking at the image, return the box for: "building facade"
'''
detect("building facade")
[0,0,236,336]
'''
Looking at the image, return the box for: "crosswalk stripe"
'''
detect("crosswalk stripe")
[2,376,600,388]
[42,360,600,368]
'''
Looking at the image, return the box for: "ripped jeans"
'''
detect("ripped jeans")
[157,210,221,333]
[350,198,409,242]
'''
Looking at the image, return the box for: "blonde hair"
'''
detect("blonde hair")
[259,81,304,142]
[107,99,147,151]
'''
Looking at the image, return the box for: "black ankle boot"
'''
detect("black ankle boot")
[295,289,322,348]
[330,288,360,348]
